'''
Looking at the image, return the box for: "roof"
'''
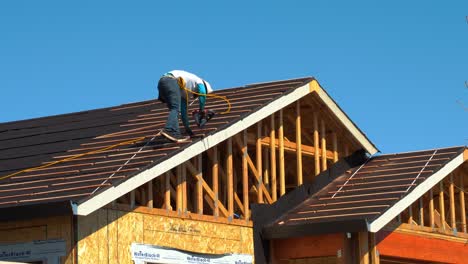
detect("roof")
[261,146,467,239]
[0,77,378,216]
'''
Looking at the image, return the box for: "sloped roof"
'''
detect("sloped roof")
[0,77,377,216]
[261,146,467,239]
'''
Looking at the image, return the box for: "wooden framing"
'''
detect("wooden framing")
[460,172,466,233]
[227,137,234,219]
[242,130,249,220]
[449,173,456,230]
[279,109,286,195]
[295,102,302,187]
[212,146,219,217]
[313,112,320,176]
[439,181,445,231]
[256,123,263,203]
[270,114,277,201]
[321,119,327,172]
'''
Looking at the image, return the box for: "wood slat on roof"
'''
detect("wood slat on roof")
[263,146,466,238]
[0,78,312,209]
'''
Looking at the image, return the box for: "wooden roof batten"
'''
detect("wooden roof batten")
[75,79,378,216]
[259,146,467,240]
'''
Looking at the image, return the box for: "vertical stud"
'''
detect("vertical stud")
[460,173,466,233]
[279,109,286,195]
[242,130,249,220]
[313,113,320,176]
[439,181,446,231]
[256,123,263,203]
[212,146,219,217]
[332,132,339,163]
[449,173,456,231]
[227,138,234,219]
[295,103,302,187]
[270,114,277,201]
[321,119,327,172]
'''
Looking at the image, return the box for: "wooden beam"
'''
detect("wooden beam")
[185,160,229,218]
[369,233,379,264]
[256,122,263,203]
[460,172,466,233]
[165,172,172,211]
[182,163,187,213]
[408,204,413,224]
[419,197,424,227]
[321,119,327,172]
[197,155,203,215]
[464,148,468,161]
[242,130,249,220]
[233,135,273,204]
[295,102,302,187]
[449,173,456,230]
[176,166,182,213]
[227,137,234,218]
[270,114,277,201]
[279,109,286,195]
[429,188,435,228]
[313,112,320,176]
[332,132,338,163]
[358,232,369,264]
[147,180,153,208]
[256,137,335,159]
[439,181,446,231]
[212,146,219,217]
[234,192,245,217]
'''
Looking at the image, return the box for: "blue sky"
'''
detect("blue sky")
[0,1,466,153]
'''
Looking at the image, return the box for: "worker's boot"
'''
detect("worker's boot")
[161,129,190,143]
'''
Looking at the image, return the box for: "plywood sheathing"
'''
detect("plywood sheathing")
[0,215,74,264]
[77,208,253,263]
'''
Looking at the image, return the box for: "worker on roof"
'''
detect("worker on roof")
[157,70,213,143]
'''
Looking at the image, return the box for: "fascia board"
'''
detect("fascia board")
[310,81,379,155]
[75,83,311,216]
[368,153,465,232]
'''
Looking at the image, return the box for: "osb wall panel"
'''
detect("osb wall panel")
[0,215,74,264]
[78,208,253,264]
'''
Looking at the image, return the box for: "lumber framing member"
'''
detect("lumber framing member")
[242,130,249,220]
[332,132,338,163]
[449,173,456,231]
[439,181,445,231]
[313,112,320,176]
[295,102,302,187]
[270,114,277,201]
[227,137,234,219]
[256,122,263,203]
[212,146,219,217]
[321,119,327,172]
[279,109,286,195]
[460,172,466,233]
[197,155,203,215]
[429,188,435,228]
[164,172,171,210]
[358,232,369,264]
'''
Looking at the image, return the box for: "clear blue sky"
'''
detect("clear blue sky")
[0,1,466,153]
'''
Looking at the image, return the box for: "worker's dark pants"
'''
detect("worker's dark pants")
[158,77,182,136]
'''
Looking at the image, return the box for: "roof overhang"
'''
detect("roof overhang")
[76,79,378,216]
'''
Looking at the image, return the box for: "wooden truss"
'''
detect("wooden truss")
[108,94,361,223]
